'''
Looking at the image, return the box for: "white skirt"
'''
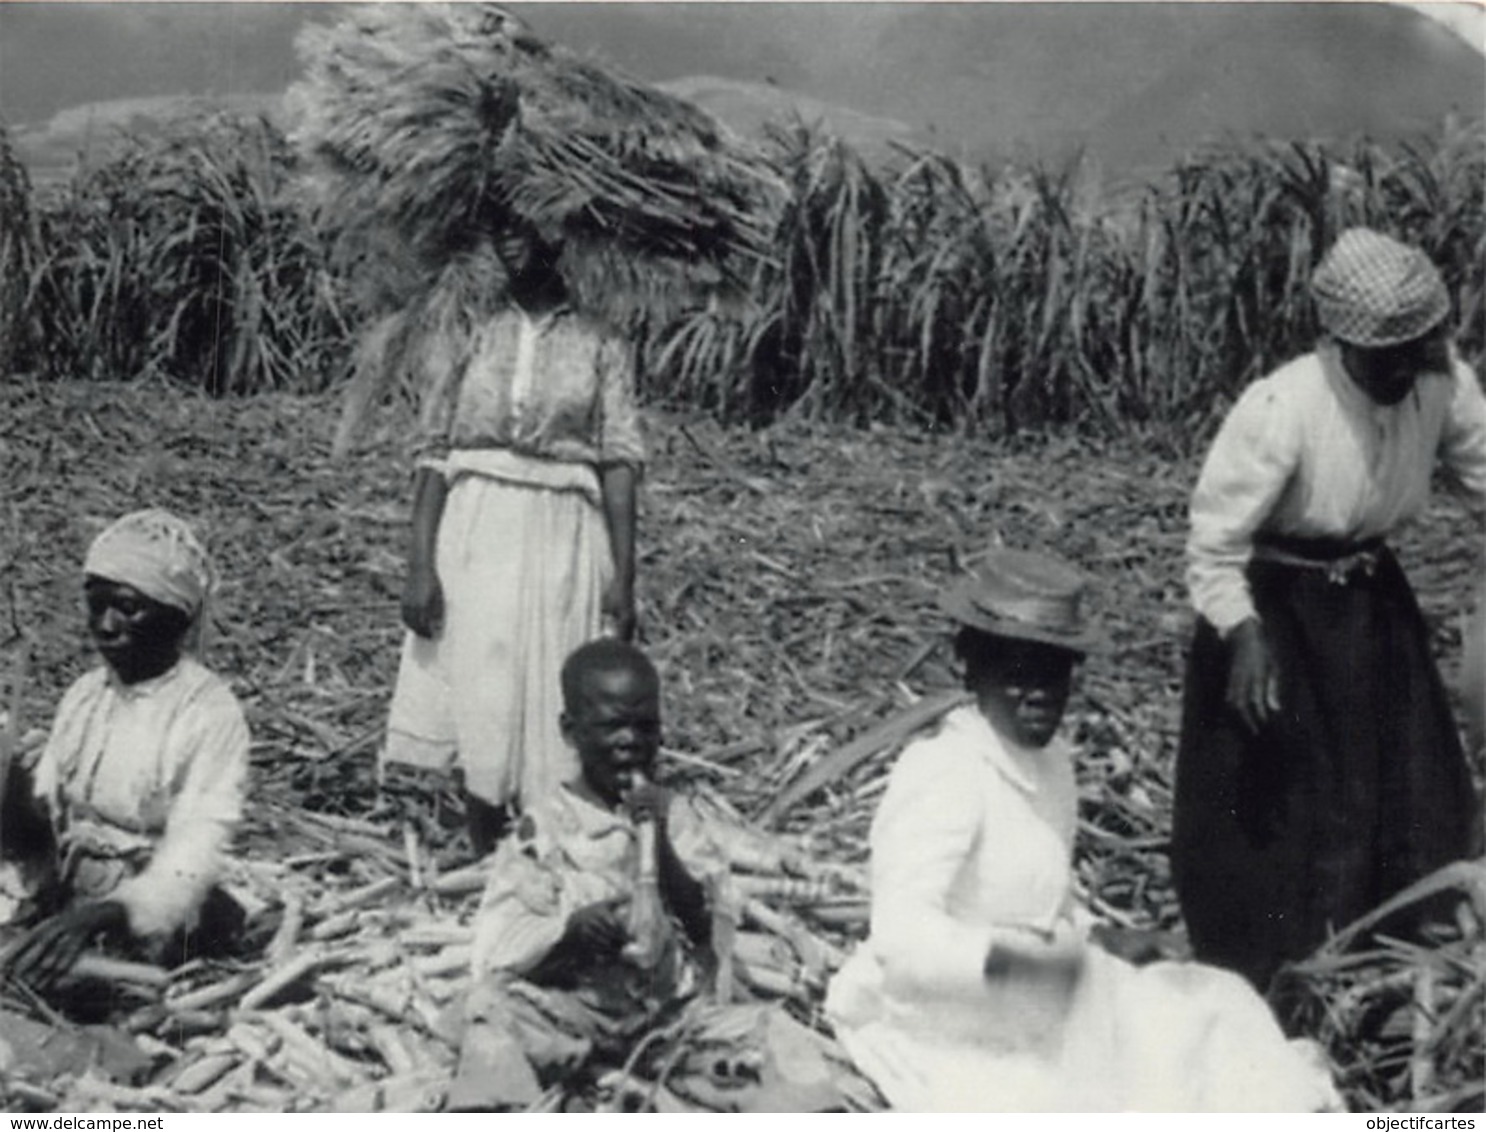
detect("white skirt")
[383,456,612,808]
[828,945,1341,1112]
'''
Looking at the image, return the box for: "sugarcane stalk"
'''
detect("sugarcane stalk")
[431,861,488,897]
[798,900,870,927]
[743,898,844,974]
[622,818,666,969]
[402,823,424,891]
[257,1011,370,1087]
[62,1078,191,1113]
[226,1019,280,1063]
[308,908,361,941]
[167,1051,240,1095]
[1410,965,1438,1099]
[167,971,256,1014]
[238,946,333,1011]
[366,1022,418,1077]
[161,1008,225,1038]
[314,876,400,921]
[266,894,304,966]
[5,1081,58,1109]
[734,962,798,998]
[195,1061,270,1114]
[399,923,474,948]
[708,872,738,1004]
[733,874,855,904]
[409,944,469,978]
[333,1070,449,1114]
[71,953,171,989]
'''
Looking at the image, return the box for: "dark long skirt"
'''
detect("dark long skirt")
[1171,545,1479,994]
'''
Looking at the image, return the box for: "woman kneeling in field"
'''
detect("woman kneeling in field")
[0,509,249,996]
[825,549,1339,1112]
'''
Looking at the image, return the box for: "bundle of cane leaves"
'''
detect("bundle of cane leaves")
[287,1,781,332]
[1277,859,1485,1113]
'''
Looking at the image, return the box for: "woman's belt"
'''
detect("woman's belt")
[1252,535,1386,584]
[444,448,602,507]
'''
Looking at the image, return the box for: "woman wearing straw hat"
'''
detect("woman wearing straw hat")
[383,224,644,855]
[825,548,1338,1112]
[1173,228,1486,996]
[0,509,249,994]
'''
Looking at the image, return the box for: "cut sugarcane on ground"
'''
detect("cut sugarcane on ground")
[0,380,1480,1111]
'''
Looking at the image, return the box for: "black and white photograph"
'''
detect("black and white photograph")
[0,0,1482,1116]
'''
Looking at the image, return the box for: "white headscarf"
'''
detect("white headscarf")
[83,509,215,629]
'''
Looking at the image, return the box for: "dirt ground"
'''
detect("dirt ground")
[3,377,1480,927]
[2,377,1484,1114]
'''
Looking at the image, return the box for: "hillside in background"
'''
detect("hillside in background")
[655,76,922,162]
[0,2,319,125]
[2,2,1482,187]
[512,1,1485,171]
[1082,2,1486,176]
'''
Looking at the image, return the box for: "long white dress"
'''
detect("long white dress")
[383,309,643,809]
[824,705,1340,1112]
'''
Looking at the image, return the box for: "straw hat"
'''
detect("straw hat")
[1311,228,1450,348]
[939,547,1103,654]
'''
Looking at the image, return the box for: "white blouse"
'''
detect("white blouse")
[827,706,1079,1051]
[1187,343,1486,633]
[34,657,250,939]
[825,707,1343,1112]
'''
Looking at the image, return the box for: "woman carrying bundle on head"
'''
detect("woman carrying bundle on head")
[1173,228,1486,997]
[825,548,1339,1112]
[383,225,644,856]
[0,509,249,996]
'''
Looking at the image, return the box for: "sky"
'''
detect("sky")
[0,1,1479,136]
[1400,1,1486,51]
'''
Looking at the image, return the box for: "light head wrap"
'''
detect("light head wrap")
[1311,228,1450,348]
[82,509,215,622]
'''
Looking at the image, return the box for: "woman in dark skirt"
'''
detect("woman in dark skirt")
[1172,228,1486,995]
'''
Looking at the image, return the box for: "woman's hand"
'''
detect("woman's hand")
[401,467,449,640]
[565,895,628,957]
[3,900,127,991]
[599,463,638,642]
[602,576,637,643]
[1035,917,1085,968]
[1226,618,1280,733]
[1089,922,1175,965]
[401,564,445,639]
[983,918,1085,980]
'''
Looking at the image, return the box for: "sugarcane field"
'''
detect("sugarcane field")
[0,1,1483,1117]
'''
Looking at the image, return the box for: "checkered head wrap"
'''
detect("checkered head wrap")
[83,508,215,621]
[1311,228,1450,348]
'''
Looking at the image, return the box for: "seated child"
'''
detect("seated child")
[454,638,852,1112]
[0,510,249,994]
[825,548,1341,1112]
